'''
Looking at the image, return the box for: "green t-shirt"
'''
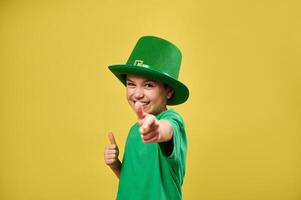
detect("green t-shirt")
[116,109,187,200]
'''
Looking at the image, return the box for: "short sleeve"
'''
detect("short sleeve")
[158,110,187,161]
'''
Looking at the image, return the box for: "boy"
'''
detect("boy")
[104,36,189,200]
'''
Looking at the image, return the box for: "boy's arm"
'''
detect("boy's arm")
[109,159,122,178]
[157,119,173,142]
[104,132,122,179]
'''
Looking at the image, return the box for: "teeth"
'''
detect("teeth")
[134,101,148,105]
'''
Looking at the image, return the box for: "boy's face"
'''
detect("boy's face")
[126,74,173,115]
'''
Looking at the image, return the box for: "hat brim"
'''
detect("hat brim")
[108,64,189,105]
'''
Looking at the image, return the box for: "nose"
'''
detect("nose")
[134,87,144,99]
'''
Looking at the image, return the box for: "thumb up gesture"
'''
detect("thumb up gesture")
[135,102,161,143]
[104,132,119,166]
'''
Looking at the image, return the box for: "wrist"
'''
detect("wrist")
[109,159,121,169]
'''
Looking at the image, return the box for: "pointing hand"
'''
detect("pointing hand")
[135,102,160,143]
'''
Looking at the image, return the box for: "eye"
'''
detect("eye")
[126,82,135,87]
[145,82,155,89]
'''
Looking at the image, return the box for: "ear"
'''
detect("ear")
[166,87,174,99]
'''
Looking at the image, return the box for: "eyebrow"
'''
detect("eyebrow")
[126,78,156,83]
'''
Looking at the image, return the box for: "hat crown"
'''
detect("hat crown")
[126,36,182,79]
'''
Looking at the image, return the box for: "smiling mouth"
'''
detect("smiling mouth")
[133,101,149,106]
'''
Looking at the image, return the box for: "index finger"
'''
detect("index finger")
[135,101,145,120]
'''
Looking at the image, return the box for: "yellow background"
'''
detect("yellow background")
[1,0,300,199]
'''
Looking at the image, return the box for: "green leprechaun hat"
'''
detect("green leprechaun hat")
[108,36,189,105]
